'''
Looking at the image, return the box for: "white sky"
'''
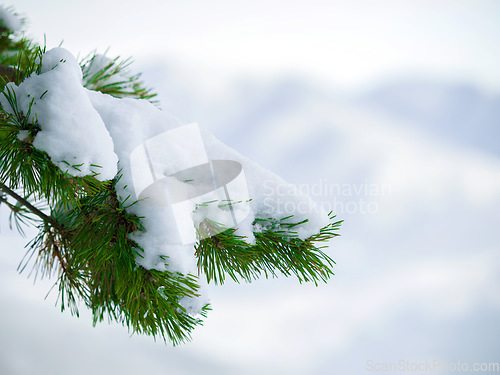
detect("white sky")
[12,0,500,91]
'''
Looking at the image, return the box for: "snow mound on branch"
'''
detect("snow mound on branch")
[0,6,22,32]
[0,48,118,180]
[87,90,329,271]
[2,47,329,314]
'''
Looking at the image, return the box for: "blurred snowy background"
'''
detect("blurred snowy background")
[2,1,500,374]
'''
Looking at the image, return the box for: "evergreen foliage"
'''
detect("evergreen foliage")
[0,8,342,345]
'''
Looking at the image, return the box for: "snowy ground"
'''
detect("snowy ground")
[1,63,499,374]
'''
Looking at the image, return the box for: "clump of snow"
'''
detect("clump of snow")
[86,90,202,273]
[87,88,328,261]
[0,48,118,180]
[0,6,22,32]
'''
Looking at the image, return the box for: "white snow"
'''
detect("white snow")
[0,6,22,32]
[0,48,118,181]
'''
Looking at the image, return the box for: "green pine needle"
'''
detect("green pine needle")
[196,213,341,285]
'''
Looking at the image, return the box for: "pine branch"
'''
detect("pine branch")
[0,6,343,345]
